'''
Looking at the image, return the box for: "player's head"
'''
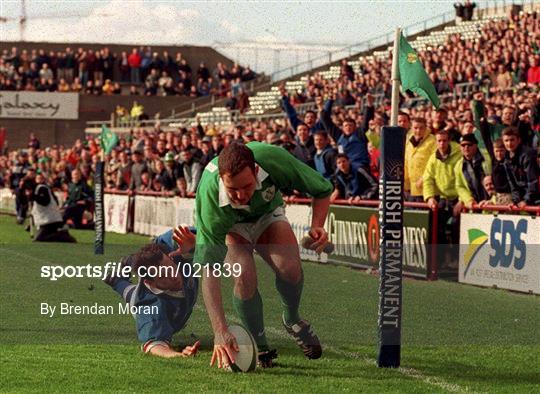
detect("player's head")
[304,110,316,128]
[130,244,182,291]
[218,142,258,206]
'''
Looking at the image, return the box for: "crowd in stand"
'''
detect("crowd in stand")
[0,45,256,98]
[0,11,539,246]
[286,11,539,108]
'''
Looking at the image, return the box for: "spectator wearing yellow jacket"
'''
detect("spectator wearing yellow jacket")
[454,134,492,209]
[423,131,462,244]
[130,101,145,120]
[423,132,461,204]
[405,117,436,201]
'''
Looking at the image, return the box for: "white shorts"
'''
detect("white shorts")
[229,206,289,245]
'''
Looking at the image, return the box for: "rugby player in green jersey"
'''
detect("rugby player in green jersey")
[194,142,333,369]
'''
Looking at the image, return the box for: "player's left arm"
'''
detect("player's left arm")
[145,340,200,359]
[256,143,333,250]
[256,143,334,199]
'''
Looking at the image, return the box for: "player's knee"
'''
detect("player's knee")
[276,263,302,284]
[234,278,258,299]
[234,270,258,298]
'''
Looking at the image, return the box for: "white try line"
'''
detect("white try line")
[264,325,470,393]
[195,305,471,393]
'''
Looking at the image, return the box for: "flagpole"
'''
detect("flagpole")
[377,26,406,368]
[390,27,401,126]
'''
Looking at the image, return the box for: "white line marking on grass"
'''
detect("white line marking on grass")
[195,305,471,393]
[263,326,469,393]
[397,367,469,393]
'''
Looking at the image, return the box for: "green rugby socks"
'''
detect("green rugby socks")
[233,290,269,352]
[275,272,304,326]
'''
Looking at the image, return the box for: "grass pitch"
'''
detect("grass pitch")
[0,215,538,393]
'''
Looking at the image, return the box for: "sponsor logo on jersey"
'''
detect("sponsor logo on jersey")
[262,185,275,202]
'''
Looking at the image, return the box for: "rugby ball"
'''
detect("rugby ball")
[228,325,258,372]
[300,234,335,254]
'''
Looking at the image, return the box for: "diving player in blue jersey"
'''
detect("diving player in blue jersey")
[104,226,200,358]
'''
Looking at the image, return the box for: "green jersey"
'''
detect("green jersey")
[194,142,333,265]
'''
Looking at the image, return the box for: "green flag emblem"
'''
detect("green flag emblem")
[399,33,440,108]
[99,125,119,155]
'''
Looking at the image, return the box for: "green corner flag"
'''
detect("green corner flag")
[99,125,119,155]
[398,33,440,108]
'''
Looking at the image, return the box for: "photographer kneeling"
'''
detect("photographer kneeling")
[30,173,77,243]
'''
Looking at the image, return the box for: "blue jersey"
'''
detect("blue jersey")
[134,230,198,347]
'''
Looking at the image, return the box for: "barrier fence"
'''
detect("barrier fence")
[102,190,440,279]
[101,191,540,294]
[1,188,538,294]
[0,188,66,214]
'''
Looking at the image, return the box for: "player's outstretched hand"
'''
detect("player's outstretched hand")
[181,340,201,357]
[172,225,196,254]
[309,227,329,254]
[210,330,239,369]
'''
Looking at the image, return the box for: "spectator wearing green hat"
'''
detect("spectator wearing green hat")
[200,137,215,167]
[180,150,202,197]
[159,152,183,191]
[454,133,492,209]
[37,157,51,181]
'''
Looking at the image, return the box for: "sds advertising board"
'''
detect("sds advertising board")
[459,213,540,294]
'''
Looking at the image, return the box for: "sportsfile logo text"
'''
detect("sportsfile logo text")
[40,262,242,281]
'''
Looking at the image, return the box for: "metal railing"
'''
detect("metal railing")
[86,1,539,132]
[162,1,535,123]
[470,202,540,215]
[84,77,517,131]
[269,10,455,83]
[166,75,270,119]
[269,0,538,83]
